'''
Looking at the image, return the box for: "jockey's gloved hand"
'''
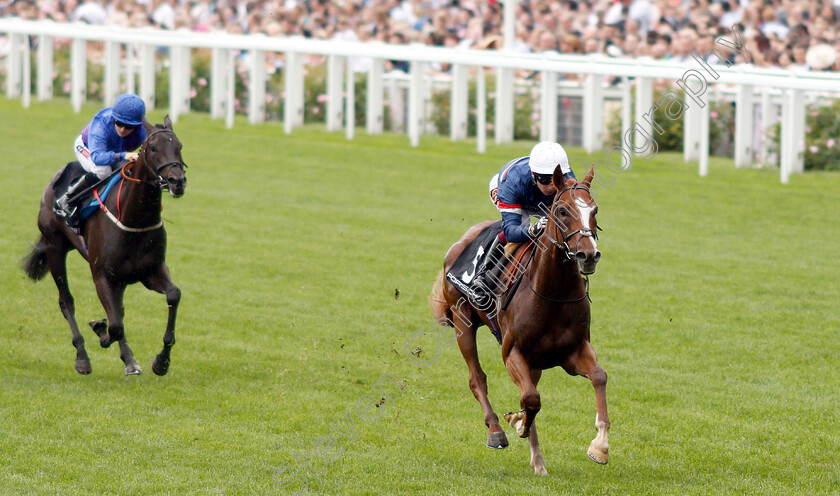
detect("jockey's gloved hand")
[529,216,548,237]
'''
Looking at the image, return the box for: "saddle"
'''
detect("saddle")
[446,222,534,308]
[53,162,123,225]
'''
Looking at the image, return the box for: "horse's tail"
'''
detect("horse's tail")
[22,235,49,281]
[429,269,452,325]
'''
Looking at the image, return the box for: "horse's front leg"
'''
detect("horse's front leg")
[141,264,180,376]
[526,369,547,475]
[569,341,610,464]
[502,346,540,440]
[92,275,141,375]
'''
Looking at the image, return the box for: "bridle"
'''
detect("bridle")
[542,185,600,263]
[121,128,187,189]
[528,184,599,304]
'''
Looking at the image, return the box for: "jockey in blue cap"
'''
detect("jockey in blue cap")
[54,93,148,220]
[472,141,576,295]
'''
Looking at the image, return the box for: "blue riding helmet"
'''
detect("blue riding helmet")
[112,93,146,126]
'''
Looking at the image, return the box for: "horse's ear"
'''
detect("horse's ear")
[551,164,574,190]
[582,167,595,188]
[142,117,153,134]
[164,115,173,130]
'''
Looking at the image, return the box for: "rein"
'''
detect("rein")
[93,187,163,233]
[121,128,188,190]
[94,128,186,233]
[527,185,598,304]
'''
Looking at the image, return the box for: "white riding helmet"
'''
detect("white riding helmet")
[528,141,569,175]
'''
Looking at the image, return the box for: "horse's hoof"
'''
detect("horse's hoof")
[486,431,509,449]
[531,462,548,476]
[124,363,143,376]
[89,320,111,348]
[503,410,530,438]
[74,359,92,375]
[152,356,170,376]
[587,444,609,465]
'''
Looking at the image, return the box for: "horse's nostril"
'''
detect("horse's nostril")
[594,251,601,262]
[576,252,587,262]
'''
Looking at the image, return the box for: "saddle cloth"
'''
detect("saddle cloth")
[53,162,122,221]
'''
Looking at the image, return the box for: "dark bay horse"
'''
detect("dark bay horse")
[430,166,609,475]
[22,116,187,376]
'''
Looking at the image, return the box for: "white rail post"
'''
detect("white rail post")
[179,46,191,118]
[495,66,514,144]
[759,87,774,166]
[326,54,344,131]
[789,89,805,174]
[683,100,702,162]
[140,44,156,111]
[70,38,86,113]
[169,45,182,122]
[450,63,468,141]
[6,33,22,99]
[104,41,120,105]
[780,89,791,184]
[583,74,604,152]
[290,52,304,127]
[366,58,384,134]
[699,102,710,176]
[37,35,53,101]
[210,47,228,119]
[477,68,486,154]
[539,70,558,142]
[125,43,135,95]
[225,49,235,129]
[634,77,653,150]
[408,60,425,147]
[283,51,304,134]
[21,35,31,108]
[780,88,806,183]
[345,61,355,140]
[734,83,755,168]
[621,77,632,157]
[248,49,266,124]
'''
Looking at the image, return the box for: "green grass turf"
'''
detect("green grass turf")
[1,97,839,495]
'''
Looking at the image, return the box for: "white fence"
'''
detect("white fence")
[3,18,840,183]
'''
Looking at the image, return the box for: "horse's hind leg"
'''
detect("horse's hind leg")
[44,240,91,374]
[141,264,180,376]
[454,312,507,449]
[568,341,610,464]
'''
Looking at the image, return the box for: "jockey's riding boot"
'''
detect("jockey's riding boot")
[54,172,97,220]
[473,236,506,296]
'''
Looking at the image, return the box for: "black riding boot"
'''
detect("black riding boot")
[54,172,98,222]
[472,236,507,296]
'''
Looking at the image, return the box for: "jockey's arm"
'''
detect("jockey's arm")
[500,210,532,244]
[87,121,124,166]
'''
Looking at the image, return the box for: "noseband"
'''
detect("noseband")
[123,128,187,189]
[542,185,600,263]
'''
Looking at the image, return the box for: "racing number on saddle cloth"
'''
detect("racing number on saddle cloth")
[461,246,485,284]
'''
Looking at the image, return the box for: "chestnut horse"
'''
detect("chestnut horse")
[22,116,187,376]
[430,166,609,475]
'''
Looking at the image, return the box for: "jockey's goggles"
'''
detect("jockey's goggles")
[115,120,136,131]
[533,173,553,185]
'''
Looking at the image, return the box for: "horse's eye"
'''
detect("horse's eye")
[557,208,568,217]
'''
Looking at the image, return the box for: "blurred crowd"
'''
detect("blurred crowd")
[2,0,840,71]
